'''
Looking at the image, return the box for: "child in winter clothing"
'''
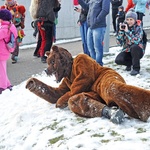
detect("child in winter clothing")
[1,0,26,64]
[0,9,18,94]
[111,0,123,34]
[115,9,145,76]
[116,5,125,35]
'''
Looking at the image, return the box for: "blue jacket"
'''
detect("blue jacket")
[133,0,147,14]
[78,0,110,29]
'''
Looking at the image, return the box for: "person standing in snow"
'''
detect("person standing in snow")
[29,0,60,63]
[78,0,110,66]
[0,9,18,94]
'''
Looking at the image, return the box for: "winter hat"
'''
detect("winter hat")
[118,5,124,10]
[0,9,12,21]
[125,8,137,20]
[5,0,16,7]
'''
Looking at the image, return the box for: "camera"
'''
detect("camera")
[121,24,126,29]
[120,22,128,29]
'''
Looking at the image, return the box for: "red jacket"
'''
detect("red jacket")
[125,0,135,12]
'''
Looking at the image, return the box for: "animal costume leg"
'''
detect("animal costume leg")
[68,92,125,124]
[68,93,105,118]
[26,78,63,104]
[98,72,150,122]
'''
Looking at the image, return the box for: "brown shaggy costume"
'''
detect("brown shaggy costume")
[26,45,150,122]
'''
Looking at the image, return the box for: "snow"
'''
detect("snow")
[1,42,150,150]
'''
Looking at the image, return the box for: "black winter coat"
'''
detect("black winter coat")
[36,0,59,22]
[111,0,123,10]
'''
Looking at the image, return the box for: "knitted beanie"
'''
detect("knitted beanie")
[118,5,124,10]
[125,8,137,20]
[0,9,12,21]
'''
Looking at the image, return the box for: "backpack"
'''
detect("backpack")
[143,29,148,50]
[4,32,17,53]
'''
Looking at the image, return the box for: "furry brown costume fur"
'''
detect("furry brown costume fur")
[26,45,150,122]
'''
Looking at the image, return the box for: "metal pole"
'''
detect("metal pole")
[104,12,110,53]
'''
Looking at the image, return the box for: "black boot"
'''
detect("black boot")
[41,56,47,63]
[0,88,4,94]
[102,106,125,124]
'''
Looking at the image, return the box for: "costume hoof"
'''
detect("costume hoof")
[26,79,36,91]
[56,102,68,109]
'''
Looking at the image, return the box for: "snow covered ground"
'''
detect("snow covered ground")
[0,43,150,150]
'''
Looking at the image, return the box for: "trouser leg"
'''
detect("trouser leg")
[11,43,19,63]
[115,51,132,67]
[130,44,143,71]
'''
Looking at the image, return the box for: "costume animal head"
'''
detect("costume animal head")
[45,45,73,83]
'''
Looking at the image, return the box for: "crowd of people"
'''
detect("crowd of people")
[74,0,149,76]
[0,0,149,95]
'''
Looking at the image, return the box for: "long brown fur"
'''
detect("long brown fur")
[26,45,150,122]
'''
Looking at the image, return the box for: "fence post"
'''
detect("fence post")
[104,13,110,53]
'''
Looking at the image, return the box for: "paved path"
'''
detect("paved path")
[8,31,150,86]
[7,40,84,85]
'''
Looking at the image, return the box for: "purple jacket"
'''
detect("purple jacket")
[0,21,18,61]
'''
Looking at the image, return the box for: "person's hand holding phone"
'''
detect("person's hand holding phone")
[74,7,81,12]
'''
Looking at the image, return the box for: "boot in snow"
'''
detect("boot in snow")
[102,106,125,124]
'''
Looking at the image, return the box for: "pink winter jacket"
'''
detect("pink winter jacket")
[0,21,18,61]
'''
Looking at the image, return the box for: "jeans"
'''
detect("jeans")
[87,27,106,66]
[80,21,90,56]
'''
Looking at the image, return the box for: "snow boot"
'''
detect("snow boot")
[0,88,4,94]
[12,56,18,64]
[102,106,125,124]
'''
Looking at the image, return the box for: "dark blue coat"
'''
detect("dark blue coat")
[111,0,123,10]
[78,0,110,29]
